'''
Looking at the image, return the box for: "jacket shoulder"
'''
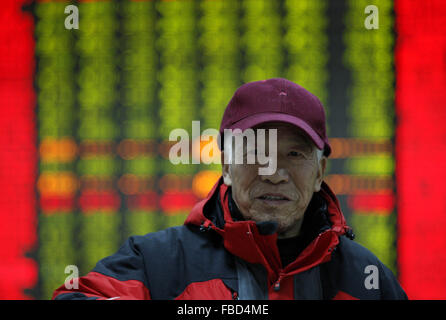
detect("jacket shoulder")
[337,235,383,266]
[323,236,408,300]
[131,225,237,299]
[132,224,227,259]
[132,224,202,250]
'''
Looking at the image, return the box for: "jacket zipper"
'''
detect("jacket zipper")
[273,272,285,291]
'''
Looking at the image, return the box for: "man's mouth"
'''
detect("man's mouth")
[257,193,290,204]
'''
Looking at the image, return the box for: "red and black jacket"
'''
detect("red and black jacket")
[52,178,408,300]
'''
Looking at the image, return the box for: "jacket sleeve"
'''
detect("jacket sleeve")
[379,262,409,300]
[52,236,151,300]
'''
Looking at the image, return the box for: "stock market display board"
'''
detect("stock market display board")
[31,0,395,299]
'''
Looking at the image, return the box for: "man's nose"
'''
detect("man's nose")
[260,167,289,184]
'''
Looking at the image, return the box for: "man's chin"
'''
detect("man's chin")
[253,220,278,235]
[273,219,303,238]
[250,218,296,236]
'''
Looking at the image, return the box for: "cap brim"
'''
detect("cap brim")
[226,112,325,150]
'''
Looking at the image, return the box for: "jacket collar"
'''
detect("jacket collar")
[184,177,351,283]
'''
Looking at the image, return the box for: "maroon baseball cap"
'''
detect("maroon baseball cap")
[219,78,331,156]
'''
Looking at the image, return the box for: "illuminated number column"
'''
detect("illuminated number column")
[35,1,77,299]
[157,1,199,227]
[396,0,446,298]
[344,0,396,271]
[284,0,328,106]
[241,0,283,82]
[1,0,37,299]
[77,1,120,273]
[119,1,159,237]
[194,0,240,199]
[283,0,329,172]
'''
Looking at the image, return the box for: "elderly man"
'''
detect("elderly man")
[53,78,407,300]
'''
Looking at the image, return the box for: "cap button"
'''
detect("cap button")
[279,91,287,96]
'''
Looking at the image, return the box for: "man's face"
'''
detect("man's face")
[222,122,326,238]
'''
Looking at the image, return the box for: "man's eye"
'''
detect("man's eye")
[288,151,303,157]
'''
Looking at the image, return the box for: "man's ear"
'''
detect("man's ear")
[221,151,232,186]
[314,156,327,192]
